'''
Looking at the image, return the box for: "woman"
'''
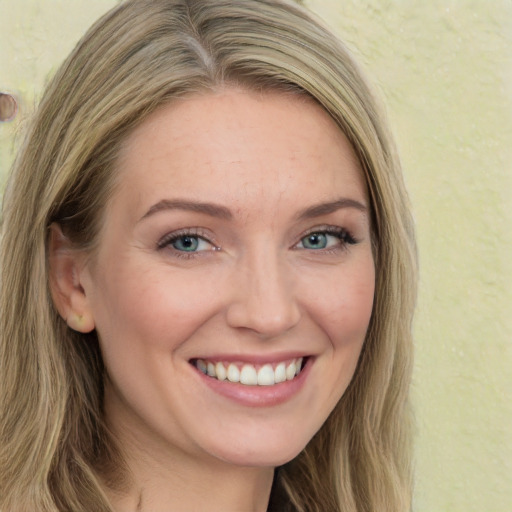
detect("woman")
[0,0,417,510]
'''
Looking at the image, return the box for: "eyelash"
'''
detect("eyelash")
[157,228,218,260]
[157,225,358,259]
[296,226,358,252]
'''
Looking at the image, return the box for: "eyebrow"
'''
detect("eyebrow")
[139,197,367,222]
[140,199,232,221]
[296,198,367,220]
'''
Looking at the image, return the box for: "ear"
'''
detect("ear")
[48,223,95,333]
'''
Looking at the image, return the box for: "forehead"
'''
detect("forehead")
[112,88,367,220]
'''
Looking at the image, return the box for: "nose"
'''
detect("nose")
[225,249,301,338]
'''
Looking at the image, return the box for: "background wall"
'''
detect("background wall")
[1,1,510,510]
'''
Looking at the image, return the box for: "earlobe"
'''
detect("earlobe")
[66,312,95,333]
[48,223,95,333]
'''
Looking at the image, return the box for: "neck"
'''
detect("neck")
[106,458,274,512]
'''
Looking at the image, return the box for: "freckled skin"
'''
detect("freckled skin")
[80,89,375,507]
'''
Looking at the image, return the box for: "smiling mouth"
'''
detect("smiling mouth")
[191,357,306,386]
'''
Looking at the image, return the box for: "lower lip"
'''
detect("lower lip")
[192,358,312,407]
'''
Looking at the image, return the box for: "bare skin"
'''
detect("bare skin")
[50,88,374,511]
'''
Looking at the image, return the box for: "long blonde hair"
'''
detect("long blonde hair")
[0,1,417,510]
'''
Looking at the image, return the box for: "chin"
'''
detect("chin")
[204,427,314,468]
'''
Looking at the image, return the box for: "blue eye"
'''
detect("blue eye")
[170,235,212,252]
[172,235,199,252]
[301,233,328,249]
[297,228,357,251]
[157,231,216,255]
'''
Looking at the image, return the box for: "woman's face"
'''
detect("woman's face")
[80,89,375,468]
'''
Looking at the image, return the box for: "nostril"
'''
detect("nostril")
[0,92,18,122]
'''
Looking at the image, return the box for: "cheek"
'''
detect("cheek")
[301,258,375,346]
[91,263,225,354]
[306,258,375,406]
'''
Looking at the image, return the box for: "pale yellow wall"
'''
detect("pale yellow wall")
[1,1,511,511]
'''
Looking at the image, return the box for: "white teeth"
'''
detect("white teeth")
[257,364,275,386]
[240,365,258,385]
[215,362,227,381]
[286,361,297,380]
[207,362,216,377]
[195,357,306,386]
[274,362,286,383]
[227,363,240,383]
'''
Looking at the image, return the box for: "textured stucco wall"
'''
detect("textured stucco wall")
[1,1,511,511]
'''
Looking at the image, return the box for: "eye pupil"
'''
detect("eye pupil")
[173,236,199,251]
[303,233,327,249]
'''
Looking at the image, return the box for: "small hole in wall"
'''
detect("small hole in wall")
[0,93,18,122]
